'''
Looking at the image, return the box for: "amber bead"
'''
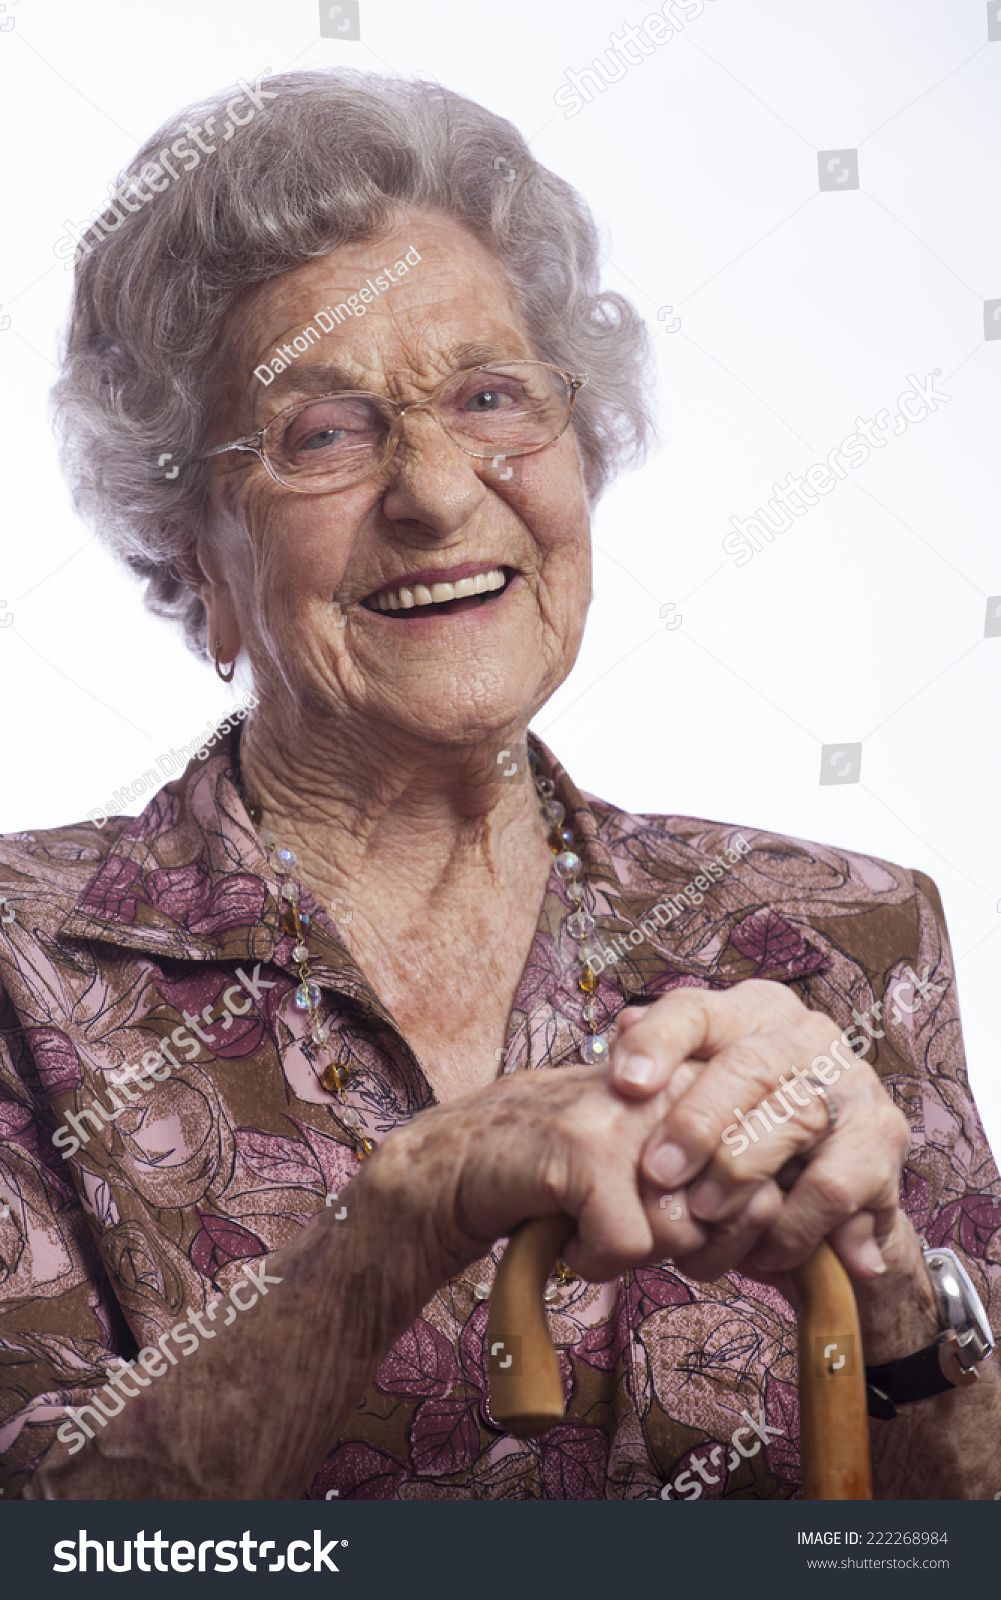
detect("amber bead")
[578,967,598,994]
[549,825,574,853]
[321,1061,351,1094]
[356,1137,376,1160]
[282,905,310,936]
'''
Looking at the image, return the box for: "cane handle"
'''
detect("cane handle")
[790,1237,872,1499]
[486,1217,872,1498]
[485,1214,575,1437]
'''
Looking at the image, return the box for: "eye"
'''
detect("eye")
[299,426,345,454]
[280,396,384,462]
[462,386,518,413]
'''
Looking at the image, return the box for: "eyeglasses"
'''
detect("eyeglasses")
[198,361,587,494]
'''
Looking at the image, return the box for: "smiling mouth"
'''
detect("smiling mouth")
[361,566,514,618]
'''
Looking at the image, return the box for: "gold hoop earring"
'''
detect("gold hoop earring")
[214,639,236,683]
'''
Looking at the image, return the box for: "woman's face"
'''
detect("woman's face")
[201,210,592,748]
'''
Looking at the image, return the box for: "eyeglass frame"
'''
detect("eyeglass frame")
[195,360,588,494]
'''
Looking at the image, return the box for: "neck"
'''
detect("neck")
[237,704,551,927]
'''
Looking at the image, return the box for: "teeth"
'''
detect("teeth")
[368,567,507,612]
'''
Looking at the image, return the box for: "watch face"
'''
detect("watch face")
[924,1247,995,1359]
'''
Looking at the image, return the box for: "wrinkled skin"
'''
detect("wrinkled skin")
[27,210,999,1499]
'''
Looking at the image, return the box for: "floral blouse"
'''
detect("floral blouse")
[0,731,997,1500]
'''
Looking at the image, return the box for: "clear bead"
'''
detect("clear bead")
[543,1285,559,1303]
[582,999,599,1025]
[554,851,582,880]
[566,910,595,940]
[292,942,310,963]
[312,1024,329,1045]
[542,799,564,825]
[340,1106,362,1130]
[277,847,296,869]
[473,1282,491,1302]
[580,1034,608,1064]
[281,880,299,903]
[295,981,320,1011]
[567,880,584,904]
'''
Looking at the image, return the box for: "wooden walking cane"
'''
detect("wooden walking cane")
[486,1216,872,1500]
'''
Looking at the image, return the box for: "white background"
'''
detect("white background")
[1,0,999,1156]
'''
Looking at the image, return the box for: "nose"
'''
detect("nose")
[379,405,486,543]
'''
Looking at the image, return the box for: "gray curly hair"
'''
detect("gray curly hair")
[52,68,654,660]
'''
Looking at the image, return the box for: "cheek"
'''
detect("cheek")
[519,461,591,587]
[228,490,358,622]
[537,531,592,627]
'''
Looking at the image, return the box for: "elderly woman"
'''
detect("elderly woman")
[1,70,998,1503]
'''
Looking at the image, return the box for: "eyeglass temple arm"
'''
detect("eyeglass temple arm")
[195,436,265,464]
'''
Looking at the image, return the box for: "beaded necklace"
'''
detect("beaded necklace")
[236,737,608,1302]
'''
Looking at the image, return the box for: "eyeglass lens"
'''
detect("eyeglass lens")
[265,363,571,486]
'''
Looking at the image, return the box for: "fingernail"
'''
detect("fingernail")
[690,1179,726,1221]
[859,1238,887,1276]
[617,1053,655,1086]
[647,1141,688,1187]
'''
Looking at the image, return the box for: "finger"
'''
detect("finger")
[564,1176,657,1281]
[522,1076,688,1280]
[827,1211,890,1281]
[640,1026,818,1192]
[741,1114,906,1274]
[685,1076,832,1223]
[610,980,804,1098]
[640,1184,709,1264]
[671,1180,783,1283]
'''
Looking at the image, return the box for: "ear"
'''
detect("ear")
[176,534,242,666]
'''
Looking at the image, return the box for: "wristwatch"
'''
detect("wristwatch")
[864,1244,995,1420]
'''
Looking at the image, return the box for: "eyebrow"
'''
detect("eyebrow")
[252,342,534,413]
[254,362,364,408]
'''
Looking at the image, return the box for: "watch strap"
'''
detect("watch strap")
[864,1340,952,1420]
